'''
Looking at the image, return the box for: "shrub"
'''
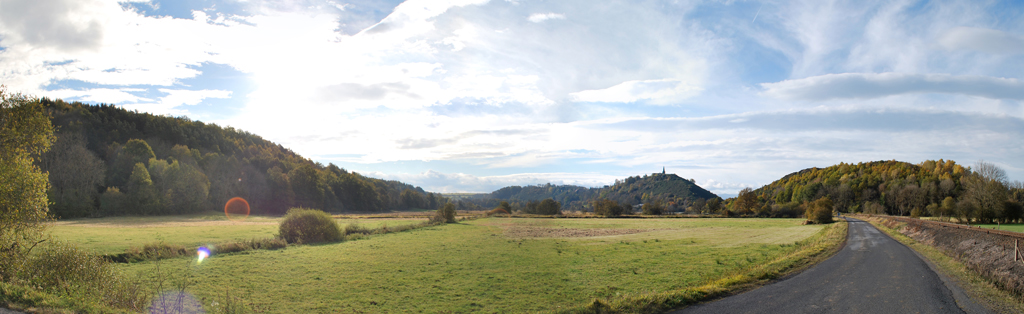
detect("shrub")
[215,237,287,254]
[103,243,188,263]
[769,202,803,218]
[805,197,834,224]
[910,207,923,218]
[343,223,373,235]
[593,199,624,217]
[486,207,510,216]
[17,241,147,311]
[538,198,562,215]
[99,187,128,216]
[431,203,456,223]
[642,201,663,215]
[278,208,342,244]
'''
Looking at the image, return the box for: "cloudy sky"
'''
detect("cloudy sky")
[1,0,1022,196]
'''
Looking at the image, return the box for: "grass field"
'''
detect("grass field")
[972,224,1024,233]
[100,217,835,313]
[49,213,427,255]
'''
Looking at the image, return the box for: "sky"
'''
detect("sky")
[1,0,1022,196]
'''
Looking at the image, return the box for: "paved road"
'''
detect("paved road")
[674,218,989,314]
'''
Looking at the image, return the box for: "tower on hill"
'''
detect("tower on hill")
[662,167,665,174]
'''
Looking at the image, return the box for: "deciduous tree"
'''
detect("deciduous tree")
[0,87,55,279]
[39,132,104,217]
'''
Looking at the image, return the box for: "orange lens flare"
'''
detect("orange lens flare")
[224,197,250,221]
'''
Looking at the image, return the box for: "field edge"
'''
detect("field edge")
[559,218,849,314]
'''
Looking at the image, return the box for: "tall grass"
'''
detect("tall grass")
[2,241,148,313]
[105,237,288,263]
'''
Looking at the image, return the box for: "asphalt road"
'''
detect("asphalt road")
[674,218,990,314]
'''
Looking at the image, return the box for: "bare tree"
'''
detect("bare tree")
[939,179,955,197]
[960,161,1009,223]
[974,160,1008,184]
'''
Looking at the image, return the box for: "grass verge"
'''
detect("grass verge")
[863,217,1024,314]
[0,281,133,314]
[559,219,848,314]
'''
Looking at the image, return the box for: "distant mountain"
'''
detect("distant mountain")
[37,98,443,218]
[471,172,720,212]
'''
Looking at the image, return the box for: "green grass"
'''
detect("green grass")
[49,214,426,255]
[972,224,1024,233]
[114,218,834,313]
[1,281,136,314]
[914,217,1024,233]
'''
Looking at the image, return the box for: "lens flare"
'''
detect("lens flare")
[197,246,210,264]
[224,197,250,221]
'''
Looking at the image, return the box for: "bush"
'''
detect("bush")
[17,241,147,311]
[99,187,128,216]
[431,203,456,223]
[538,198,562,215]
[769,202,803,218]
[215,238,287,254]
[642,201,663,215]
[278,208,342,244]
[593,199,624,217]
[486,207,510,216]
[805,197,834,224]
[343,223,373,235]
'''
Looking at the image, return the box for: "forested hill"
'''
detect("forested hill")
[479,172,720,212]
[729,160,1024,223]
[37,98,444,218]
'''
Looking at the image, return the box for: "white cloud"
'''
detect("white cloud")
[4,0,1024,192]
[158,88,231,106]
[0,0,106,52]
[527,12,565,23]
[761,72,1024,101]
[569,79,703,104]
[939,27,1024,55]
[46,88,149,103]
[115,89,231,117]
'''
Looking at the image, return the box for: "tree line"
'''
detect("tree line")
[725,160,1024,223]
[36,98,445,217]
[466,172,722,214]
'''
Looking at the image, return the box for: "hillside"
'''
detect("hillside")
[36,98,443,218]
[729,160,1023,223]
[472,172,720,212]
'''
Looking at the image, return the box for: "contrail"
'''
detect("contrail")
[752,2,764,23]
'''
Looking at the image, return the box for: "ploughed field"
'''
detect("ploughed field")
[52,216,827,313]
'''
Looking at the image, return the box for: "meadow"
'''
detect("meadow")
[49,214,427,255]
[76,217,843,313]
[972,224,1024,233]
[915,217,1024,234]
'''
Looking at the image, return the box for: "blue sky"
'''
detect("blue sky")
[1,0,1022,195]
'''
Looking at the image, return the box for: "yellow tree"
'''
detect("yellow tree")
[0,86,55,279]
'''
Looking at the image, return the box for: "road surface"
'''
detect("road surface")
[674,218,990,314]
